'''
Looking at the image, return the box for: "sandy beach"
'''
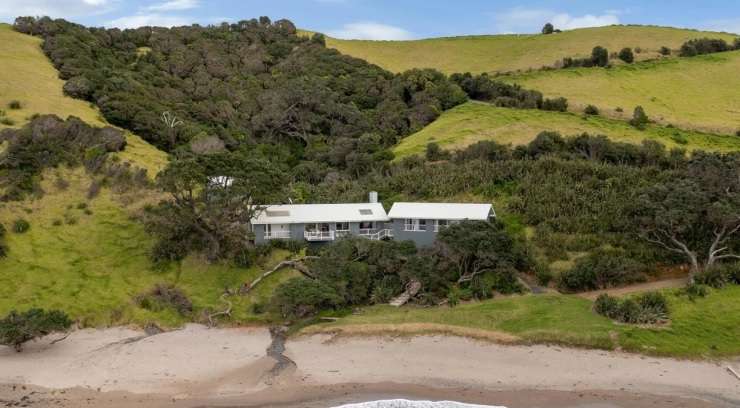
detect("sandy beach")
[0,324,738,407]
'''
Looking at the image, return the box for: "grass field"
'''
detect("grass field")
[0,23,168,176]
[307,286,740,358]
[316,25,738,75]
[506,51,740,134]
[0,168,296,327]
[393,102,740,158]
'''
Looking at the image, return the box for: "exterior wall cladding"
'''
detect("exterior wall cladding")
[253,220,442,247]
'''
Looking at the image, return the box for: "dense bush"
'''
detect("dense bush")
[679,38,731,57]
[450,72,567,112]
[0,115,126,200]
[594,292,668,324]
[695,263,740,288]
[8,100,21,110]
[425,142,450,161]
[618,47,634,63]
[561,46,609,68]
[541,97,568,112]
[0,224,7,258]
[0,309,73,351]
[659,46,671,56]
[135,284,193,316]
[270,277,343,319]
[558,248,646,292]
[14,16,466,178]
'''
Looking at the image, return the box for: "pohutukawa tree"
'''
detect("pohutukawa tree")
[150,150,286,262]
[634,152,740,280]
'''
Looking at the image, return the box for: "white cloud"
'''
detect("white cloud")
[106,13,192,29]
[493,7,619,34]
[146,0,199,12]
[0,0,114,20]
[702,18,740,35]
[328,22,413,40]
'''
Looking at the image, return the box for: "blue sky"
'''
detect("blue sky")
[1,0,739,38]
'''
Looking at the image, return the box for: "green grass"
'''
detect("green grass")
[0,168,296,328]
[0,23,168,176]
[394,102,740,158]
[315,25,737,75]
[310,286,740,358]
[506,51,740,134]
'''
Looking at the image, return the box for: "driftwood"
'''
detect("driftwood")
[49,332,72,345]
[728,366,740,381]
[207,294,232,327]
[239,256,318,295]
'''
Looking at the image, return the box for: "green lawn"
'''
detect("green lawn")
[394,102,740,158]
[308,286,740,358]
[313,25,737,75]
[0,168,295,328]
[506,51,740,134]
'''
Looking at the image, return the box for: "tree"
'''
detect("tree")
[630,106,649,130]
[0,309,72,352]
[618,47,634,63]
[633,153,740,281]
[541,23,554,34]
[434,220,527,284]
[591,46,609,67]
[151,151,287,262]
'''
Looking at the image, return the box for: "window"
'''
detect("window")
[359,221,374,230]
[434,219,449,232]
[404,219,427,232]
[336,222,350,231]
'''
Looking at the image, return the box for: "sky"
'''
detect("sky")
[0,0,739,39]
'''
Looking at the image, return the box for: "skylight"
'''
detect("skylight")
[266,210,290,217]
[359,209,373,215]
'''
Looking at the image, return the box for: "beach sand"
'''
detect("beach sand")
[0,324,738,407]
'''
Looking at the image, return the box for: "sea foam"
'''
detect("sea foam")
[334,399,505,408]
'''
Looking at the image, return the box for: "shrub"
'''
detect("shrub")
[584,104,599,115]
[251,302,266,315]
[696,263,740,288]
[558,248,646,292]
[594,292,668,324]
[52,219,63,226]
[679,38,731,57]
[135,284,193,315]
[542,97,568,112]
[629,106,649,130]
[0,309,73,351]
[534,263,554,286]
[591,46,609,67]
[618,47,634,63]
[735,129,740,137]
[0,224,6,258]
[659,46,671,56]
[12,219,30,234]
[270,277,343,319]
[0,117,14,126]
[8,100,21,109]
[426,142,450,161]
[684,283,709,300]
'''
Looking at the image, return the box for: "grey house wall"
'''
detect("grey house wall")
[389,218,438,247]
[253,221,388,245]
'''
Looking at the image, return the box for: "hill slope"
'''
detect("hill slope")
[506,51,740,134]
[0,23,167,176]
[318,25,737,74]
[394,102,740,158]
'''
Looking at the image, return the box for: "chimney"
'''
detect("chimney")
[368,191,378,203]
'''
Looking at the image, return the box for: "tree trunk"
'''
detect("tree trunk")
[688,253,700,284]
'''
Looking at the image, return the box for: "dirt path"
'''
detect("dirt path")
[578,278,688,300]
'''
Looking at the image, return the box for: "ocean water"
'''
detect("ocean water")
[334,400,505,408]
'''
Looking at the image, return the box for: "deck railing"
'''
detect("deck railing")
[264,231,291,240]
[304,230,335,241]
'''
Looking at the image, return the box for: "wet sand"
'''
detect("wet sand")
[0,324,738,407]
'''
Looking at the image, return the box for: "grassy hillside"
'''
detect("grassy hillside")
[317,25,737,75]
[507,51,740,134]
[0,168,296,327]
[306,286,740,358]
[0,23,168,176]
[394,102,740,158]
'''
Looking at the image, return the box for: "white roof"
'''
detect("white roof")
[388,202,494,221]
[252,203,389,225]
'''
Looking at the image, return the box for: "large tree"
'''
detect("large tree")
[634,153,740,280]
[150,150,286,262]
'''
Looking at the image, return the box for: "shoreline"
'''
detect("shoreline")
[1,324,738,407]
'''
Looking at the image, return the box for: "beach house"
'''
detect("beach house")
[252,193,494,247]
